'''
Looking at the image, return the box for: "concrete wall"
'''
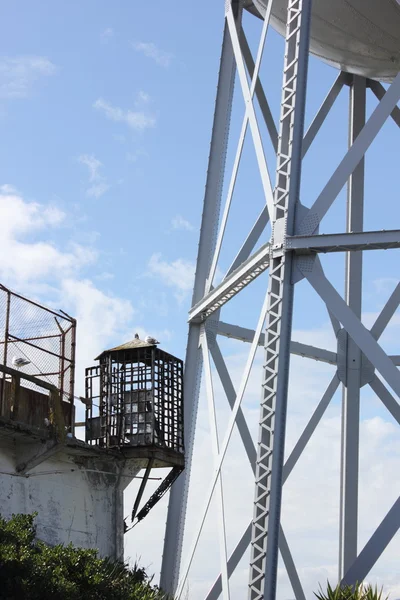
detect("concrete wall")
[0,434,140,559]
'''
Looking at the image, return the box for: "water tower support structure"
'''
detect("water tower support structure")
[161,1,400,598]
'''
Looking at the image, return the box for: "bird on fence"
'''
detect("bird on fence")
[12,356,31,368]
[145,335,159,345]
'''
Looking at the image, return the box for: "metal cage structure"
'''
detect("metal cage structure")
[0,283,76,429]
[85,340,184,455]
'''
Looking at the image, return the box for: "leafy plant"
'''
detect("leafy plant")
[315,581,387,600]
[0,513,168,600]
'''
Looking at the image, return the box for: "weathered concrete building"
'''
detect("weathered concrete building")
[0,283,184,559]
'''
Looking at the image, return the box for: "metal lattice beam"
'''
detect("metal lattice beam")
[189,243,270,323]
[248,2,312,598]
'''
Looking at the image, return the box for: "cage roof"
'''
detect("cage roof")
[95,338,155,360]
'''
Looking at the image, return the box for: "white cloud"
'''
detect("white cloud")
[147,253,195,302]
[126,149,148,163]
[0,193,64,237]
[95,272,114,281]
[0,185,136,403]
[0,189,95,286]
[0,56,56,99]
[132,41,172,67]
[61,278,134,394]
[93,97,156,131]
[100,28,114,42]
[0,183,18,194]
[171,215,195,232]
[78,154,102,182]
[373,277,399,295]
[137,90,151,104]
[78,154,110,199]
[87,181,110,199]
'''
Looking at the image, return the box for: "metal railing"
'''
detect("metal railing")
[0,283,76,425]
[0,363,67,439]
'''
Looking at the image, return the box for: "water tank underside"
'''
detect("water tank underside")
[250,0,400,82]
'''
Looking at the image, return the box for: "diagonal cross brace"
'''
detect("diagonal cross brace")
[302,260,400,399]
[298,72,400,235]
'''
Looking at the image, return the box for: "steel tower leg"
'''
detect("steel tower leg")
[248,2,312,599]
[339,75,366,580]
[160,4,242,594]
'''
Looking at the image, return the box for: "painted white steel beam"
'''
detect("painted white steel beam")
[206,6,272,294]
[217,321,337,365]
[339,75,365,579]
[204,373,340,600]
[368,79,400,128]
[302,71,350,157]
[226,4,275,222]
[160,7,241,593]
[192,229,400,327]
[189,243,270,323]
[369,376,400,427]
[370,282,400,340]
[279,526,307,600]
[303,261,400,398]
[286,229,400,253]
[240,32,278,152]
[298,71,400,236]
[170,1,400,597]
[342,496,400,587]
[249,2,313,597]
[201,330,231,600]
[226,205,269,276]
[210,341,257,470]
[175,293,269,600]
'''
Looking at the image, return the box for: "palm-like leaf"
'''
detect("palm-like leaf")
[315,582,388,600]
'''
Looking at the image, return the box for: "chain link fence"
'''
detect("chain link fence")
[0,283,76,416]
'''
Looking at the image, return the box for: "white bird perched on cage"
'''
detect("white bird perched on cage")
[12,356,30,368]
[145,335,159,345]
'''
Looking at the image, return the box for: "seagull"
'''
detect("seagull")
[12,356,30,368]
[145,335,159,345]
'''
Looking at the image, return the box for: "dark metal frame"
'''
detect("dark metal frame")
[0,283,76,423]
[85,345,184,455]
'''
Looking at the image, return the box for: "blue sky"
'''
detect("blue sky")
[0,0,230,362]
[1,1,400,599]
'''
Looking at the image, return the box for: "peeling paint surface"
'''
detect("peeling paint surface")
[0,435,140,558]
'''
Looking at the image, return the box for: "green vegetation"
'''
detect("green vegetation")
[315,581,387,600]
[0,513,167,600]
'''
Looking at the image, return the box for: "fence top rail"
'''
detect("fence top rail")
[0,283,76,324]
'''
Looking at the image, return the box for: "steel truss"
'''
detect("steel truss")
[160,1,400,598]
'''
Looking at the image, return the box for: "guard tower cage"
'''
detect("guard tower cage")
[0,283,76,432]
[85,338,185,526]
[85,339,184,455]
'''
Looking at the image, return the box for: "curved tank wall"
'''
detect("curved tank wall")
[250,0,400,82]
